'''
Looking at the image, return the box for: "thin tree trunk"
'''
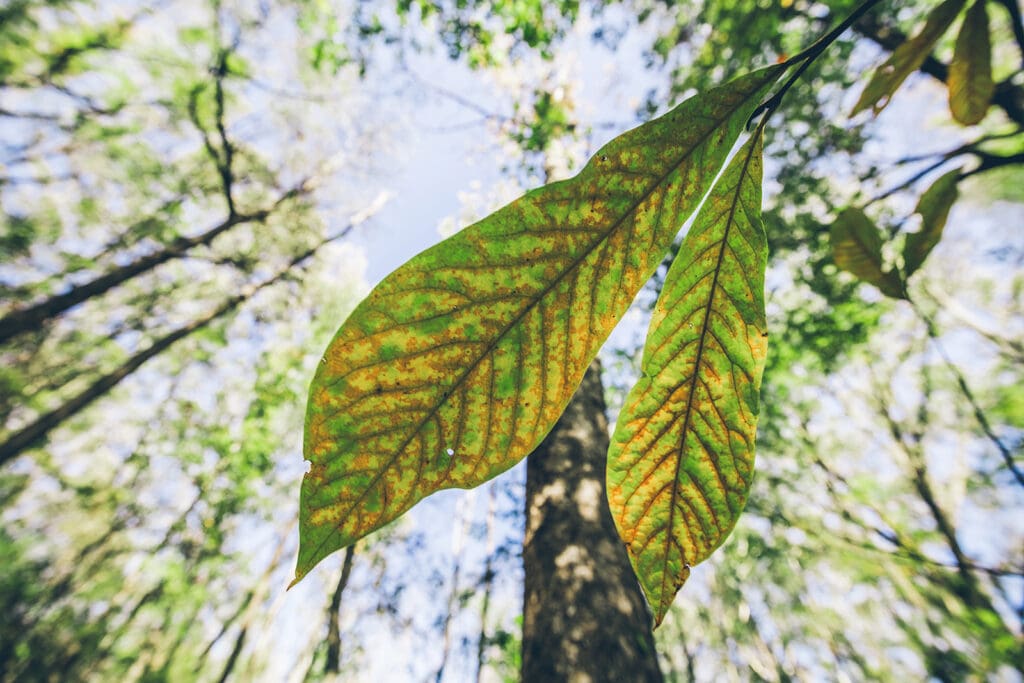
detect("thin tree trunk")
[521,360,663,682]
[216,626,249,683]
[473,484,498,683]
[324,546,356,675]
[435,489,475,683]
[209,521,293,682]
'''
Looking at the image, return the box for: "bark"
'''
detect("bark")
[521,360,663,683]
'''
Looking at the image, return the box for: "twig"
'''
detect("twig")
[749,0,885,127]
[911,302,1024,487]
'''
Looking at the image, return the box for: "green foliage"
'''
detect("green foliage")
[830,207,906,298]
[299,1,1024,645]
[608,132,769,624]
[296,65,783,587]
[948,0,994,125]
[851,0,967,117]
[4,0,1022,677]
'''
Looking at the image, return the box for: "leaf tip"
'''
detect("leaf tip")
[288,560,311,590]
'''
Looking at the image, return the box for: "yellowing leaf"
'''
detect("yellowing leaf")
[830,207,906,299]
[851,0,966,117]
[948,0,994,125]
[294,65,785,585]
[904,168,960,276]
[607,132,769,626]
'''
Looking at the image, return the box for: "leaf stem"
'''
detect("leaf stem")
[748,0,885,128]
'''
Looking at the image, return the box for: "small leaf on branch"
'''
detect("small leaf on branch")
[948,0,994,125]
[830,207,906,299]
[293,65,785,585]
[903,168,960,276]
[607,131,769,626]
[851,0,966,117]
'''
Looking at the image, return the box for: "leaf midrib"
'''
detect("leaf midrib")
[657,133,760,610]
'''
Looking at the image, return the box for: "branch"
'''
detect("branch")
[323,546,356,675]
[187,81,234,216]
[212,49,236,216]
[434,490,475,683]
[0,181,306,345]
[867,146,1024,206]
[473,483,498,683]
[812,424,1022,600]
[994,0,1024,70]
[867,154,956,205]
[0,206,373,466]
[869,380,1006,617]
[910,302,1024,487]
[961,151,1024,179]
[211,521,293,683]
[922,285,1024,363]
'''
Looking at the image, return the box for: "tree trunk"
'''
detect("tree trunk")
[521,360,663,683]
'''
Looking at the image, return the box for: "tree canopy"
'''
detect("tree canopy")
[1,0,1022,680]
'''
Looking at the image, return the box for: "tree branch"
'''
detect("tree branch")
[324,546,356,675]
[0,214,363,467]
[0,181,306,345]
[994,0,1024,70]
[910,302,1024,487]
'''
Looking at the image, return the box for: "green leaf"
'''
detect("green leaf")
[850,0,966,117]
[294,65,785,585]
[904,168,960,276]
[830,207,906,299]
[948,0,994,125]
[606,131,769,626]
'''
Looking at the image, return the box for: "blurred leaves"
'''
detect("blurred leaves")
[948,0,994,125]
[851,0,966,117]
[904,168,960,277]
[830,207,906,299]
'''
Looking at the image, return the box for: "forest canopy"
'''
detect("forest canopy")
[1,0,1022,680]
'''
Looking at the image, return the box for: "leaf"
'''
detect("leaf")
[293,65,785,585]
[904,168,960,276]
[850,0,966,117]
[606,131,769,626]
[948,0,994,125]
[830,207,906,299]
